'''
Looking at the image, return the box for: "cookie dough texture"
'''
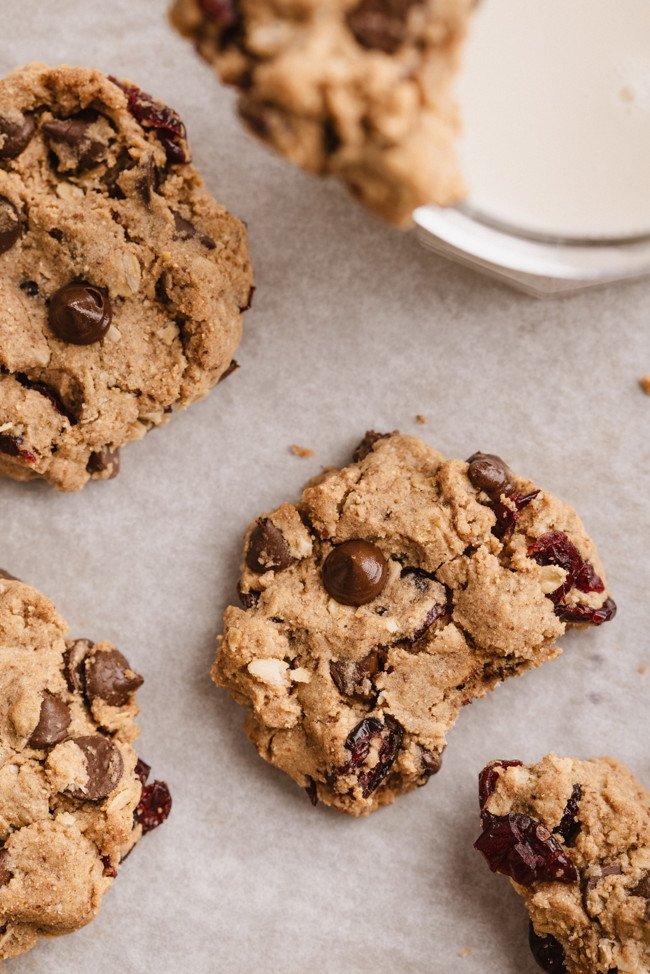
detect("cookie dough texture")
[169,0,472,224]
[0,63,252,492]
[215,432,616,816]
[0,573,145,963]
[478,754,650,974]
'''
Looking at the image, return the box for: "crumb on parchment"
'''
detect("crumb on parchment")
[457,948,473,957]
[290,445,314,458]
[416,415,429,424]
[640,376,650,395]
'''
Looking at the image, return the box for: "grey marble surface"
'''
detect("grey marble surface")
[1,2,649,971]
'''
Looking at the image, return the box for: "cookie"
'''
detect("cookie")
[475,754,650,974]
[214,432,616,815]
[169,0,472,225]
[0,63,252,492]
[0,571,170,964]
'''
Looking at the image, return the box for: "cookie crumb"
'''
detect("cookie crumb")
[416,414,428,424]
[290,445,314,458]
[638,664,647,675]
[640,376,650,395]
[457,948,473,958]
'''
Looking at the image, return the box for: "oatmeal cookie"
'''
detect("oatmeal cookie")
[0,570,170,964]
[475,753,650,974]
[169,0,472,224]
[215,432,616,815]
[0,63,252,492]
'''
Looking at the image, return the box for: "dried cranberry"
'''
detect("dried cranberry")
[528,532,592,601]
[474,812,578,887]
[15,374,76,425]
[100,854,118,878]
[552,784,582,846]
[109,78,188,165]
[335,716,402,799]
[134,758,151,787]
[478,760,523,808]
[135,779,172,833]
[528,923,568,973]
[491,491,539,542]
[199,0,238,24]
[554,597,617,626]
[0,433,36,463]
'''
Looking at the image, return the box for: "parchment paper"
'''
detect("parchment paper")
[1,3,649,971]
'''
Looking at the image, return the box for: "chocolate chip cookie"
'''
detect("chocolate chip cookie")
[0,63,252,492]
[0,571,170,963]
[475,754,650,974]
[215,432,616,815]
[169,0,472,225]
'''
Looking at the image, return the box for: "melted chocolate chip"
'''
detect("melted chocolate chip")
[240,285,255,312]
[552,783,582,846]
[87,447,120,479]
[19,280,39,296]
[0,112,35,160]
[67,735,124,801]
[586,861,622,891]
[246,519,294,574]
[352,430,390,463]
[63,638,94,693]
[0,196,23,255]
[49,283,112,345]
[42,109,106,169]
[85,648,143,707]
[420,748,443,777]
[467,452,515,501]
[528,923,568,973]
[330,648,382,701]
[172,211,216,249]
[322,540,388,606]
[218,360,239,384]
[631,870,650,919]
[347,0,423,53]
[238,586,260,609]
[0,570,19,581]
[28,692,71,749]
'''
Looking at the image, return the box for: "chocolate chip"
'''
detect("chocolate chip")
[552,783,582,846]
[528,922,568,973]
[137,156,157,203]
[100,854,117,878]
[420,747,443,777]
[586,861,622,890]
[67,735,124,801]
[330,648,382,701]
[48,283,112,345]
[352,430,390,463]
[42,109,106,170]
[322,540,388,606]
[0,196,23,256]
[28,692,71,749]
[238,585,260,609]
[172,211,216,249]
[246,519,294,574]
[63,638,94,693]
[631,870,650,916]
[347,0,423,54]
[0,850,12,888]
[240,285,255,312]
[467,452,515,501]
[85,648,143,707]
[0,570,19,581]
[87,447,120,479]
[0,112,35,160]
[19,280,39,296]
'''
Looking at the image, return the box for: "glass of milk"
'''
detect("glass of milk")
[414,0,650,296]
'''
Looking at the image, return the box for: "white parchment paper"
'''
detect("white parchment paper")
[1,3,649,971]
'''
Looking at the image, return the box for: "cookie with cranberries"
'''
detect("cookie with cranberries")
[169,0,473,225]
[475,753,650,974]
[215,432,615,815]
[0,572,170,964]
[0,63,252,491]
